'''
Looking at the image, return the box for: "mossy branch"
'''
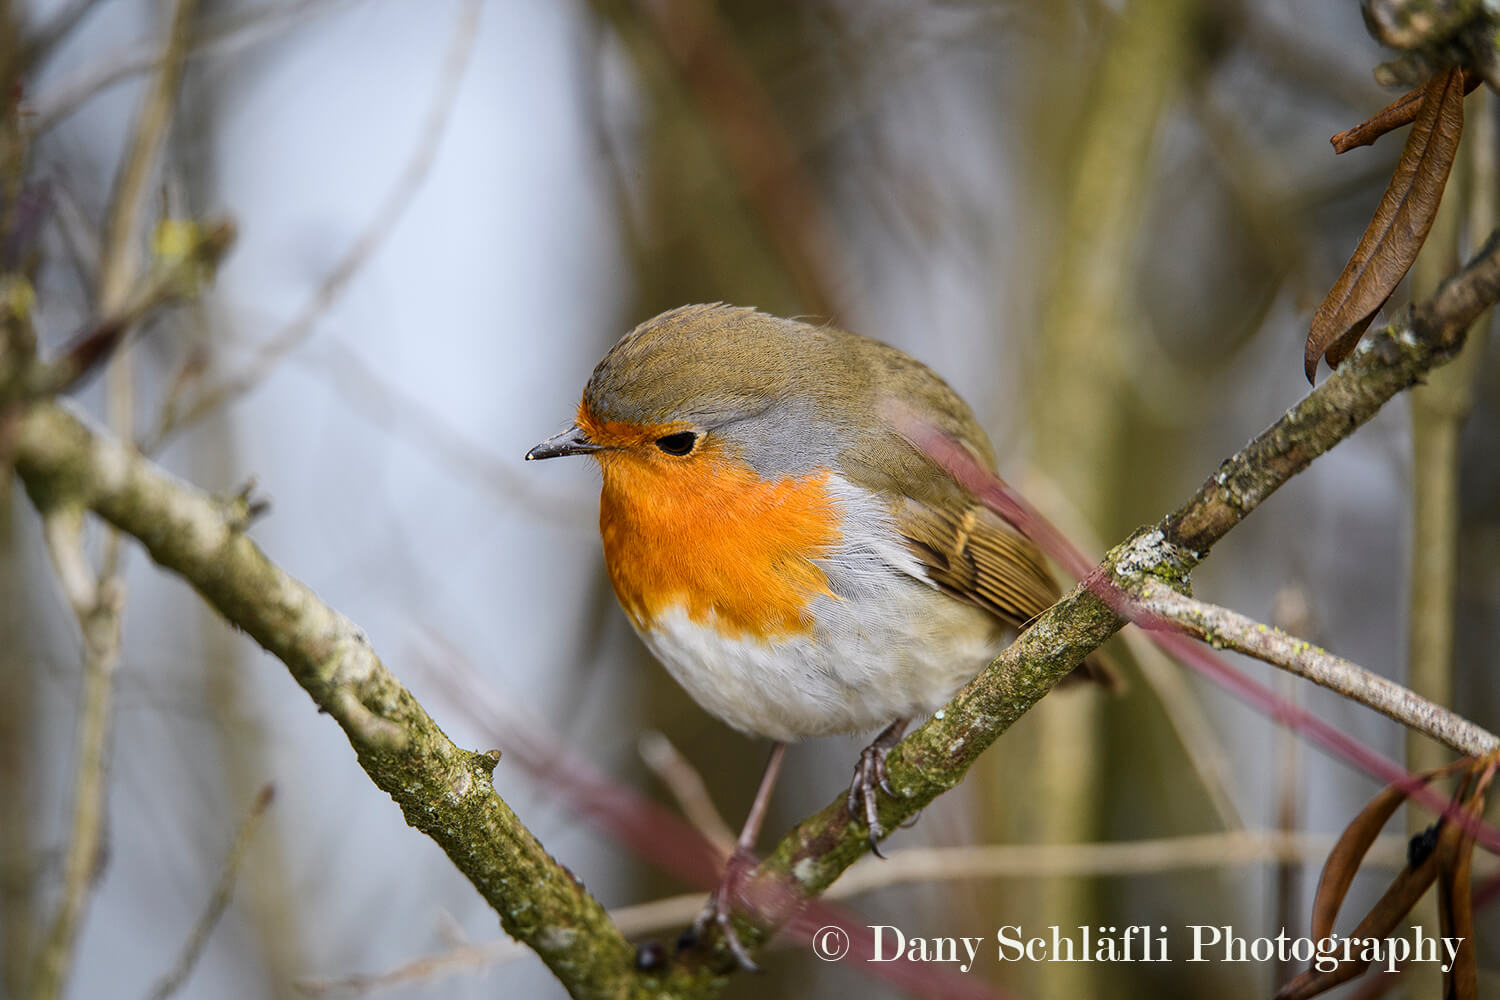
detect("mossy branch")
[10,402,638,1000]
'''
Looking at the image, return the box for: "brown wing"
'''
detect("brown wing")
[898,494,1120,690]
[897,495,1060,631]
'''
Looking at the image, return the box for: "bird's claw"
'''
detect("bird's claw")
[848,740,895,856]
[683,850,760,972]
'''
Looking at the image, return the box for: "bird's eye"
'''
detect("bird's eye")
[655,431,698,456]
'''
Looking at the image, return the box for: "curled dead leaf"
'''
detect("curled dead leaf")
[1277,754,1497,1000]
[1305,67,1467,381]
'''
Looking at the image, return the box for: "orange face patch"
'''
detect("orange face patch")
[580,402,843,641]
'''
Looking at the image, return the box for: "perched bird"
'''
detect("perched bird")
[527,304,1110,966]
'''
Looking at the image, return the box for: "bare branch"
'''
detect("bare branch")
[638,731,736,857]
[28,0,362,133]
[1164,229,1500,556]
[95,0,198,316]
[145,785,276,1000]
[149,0,481,447]
[4,219,235,401]
[29,507,123,1000]
[11,0,104,80]
[1134,579,1499,757]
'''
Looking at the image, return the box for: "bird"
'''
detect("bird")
[526,303,1113,967]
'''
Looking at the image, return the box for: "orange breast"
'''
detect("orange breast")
[594,440,843,641]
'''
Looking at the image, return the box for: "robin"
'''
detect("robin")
[526,303,1112,967]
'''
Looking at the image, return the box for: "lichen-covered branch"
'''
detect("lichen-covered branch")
[1163,230,1500,556]
[1133,578,1499,757]
[10,402,637,1000]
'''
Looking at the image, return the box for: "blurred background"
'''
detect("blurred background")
[3,0,1498,997]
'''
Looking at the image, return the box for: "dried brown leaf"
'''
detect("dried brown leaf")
[1276,835,1444,1000]
[1307,758,1466,940]
[1280,756,1492,1000]
[1305,67,1467,381]
[1309,782,1412,940]
[1438,759,1495,1000]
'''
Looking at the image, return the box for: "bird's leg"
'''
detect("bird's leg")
[686,741,786,972]
[847,717,909,856]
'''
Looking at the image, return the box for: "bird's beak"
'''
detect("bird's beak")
[525,425,601,460]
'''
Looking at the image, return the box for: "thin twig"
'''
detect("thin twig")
[47,177,103,308]
[1134,579,1499,758]
[28,0,362,133]
[625,0,846,319]
[146,784,276,1000]
[638,731,736,857]
[96,0,198,316]
[98,0,199,588]
[30,508,124,1000]
[1121,627,1245,830]
[295,337,593,527]
[149,0,482,448]
[4,220,234,401]
[10,0,104,80]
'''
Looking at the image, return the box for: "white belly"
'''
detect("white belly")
[636,580,1006,743]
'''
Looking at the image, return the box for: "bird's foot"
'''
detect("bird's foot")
[846,718,909,857]
[680,849,760,972]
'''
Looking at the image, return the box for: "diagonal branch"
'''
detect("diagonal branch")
[1165,229,1500,556]
[1133,579,1499,757]
[10,402,637,1000]
[145,784,276,1000]
[4,219,235,402]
